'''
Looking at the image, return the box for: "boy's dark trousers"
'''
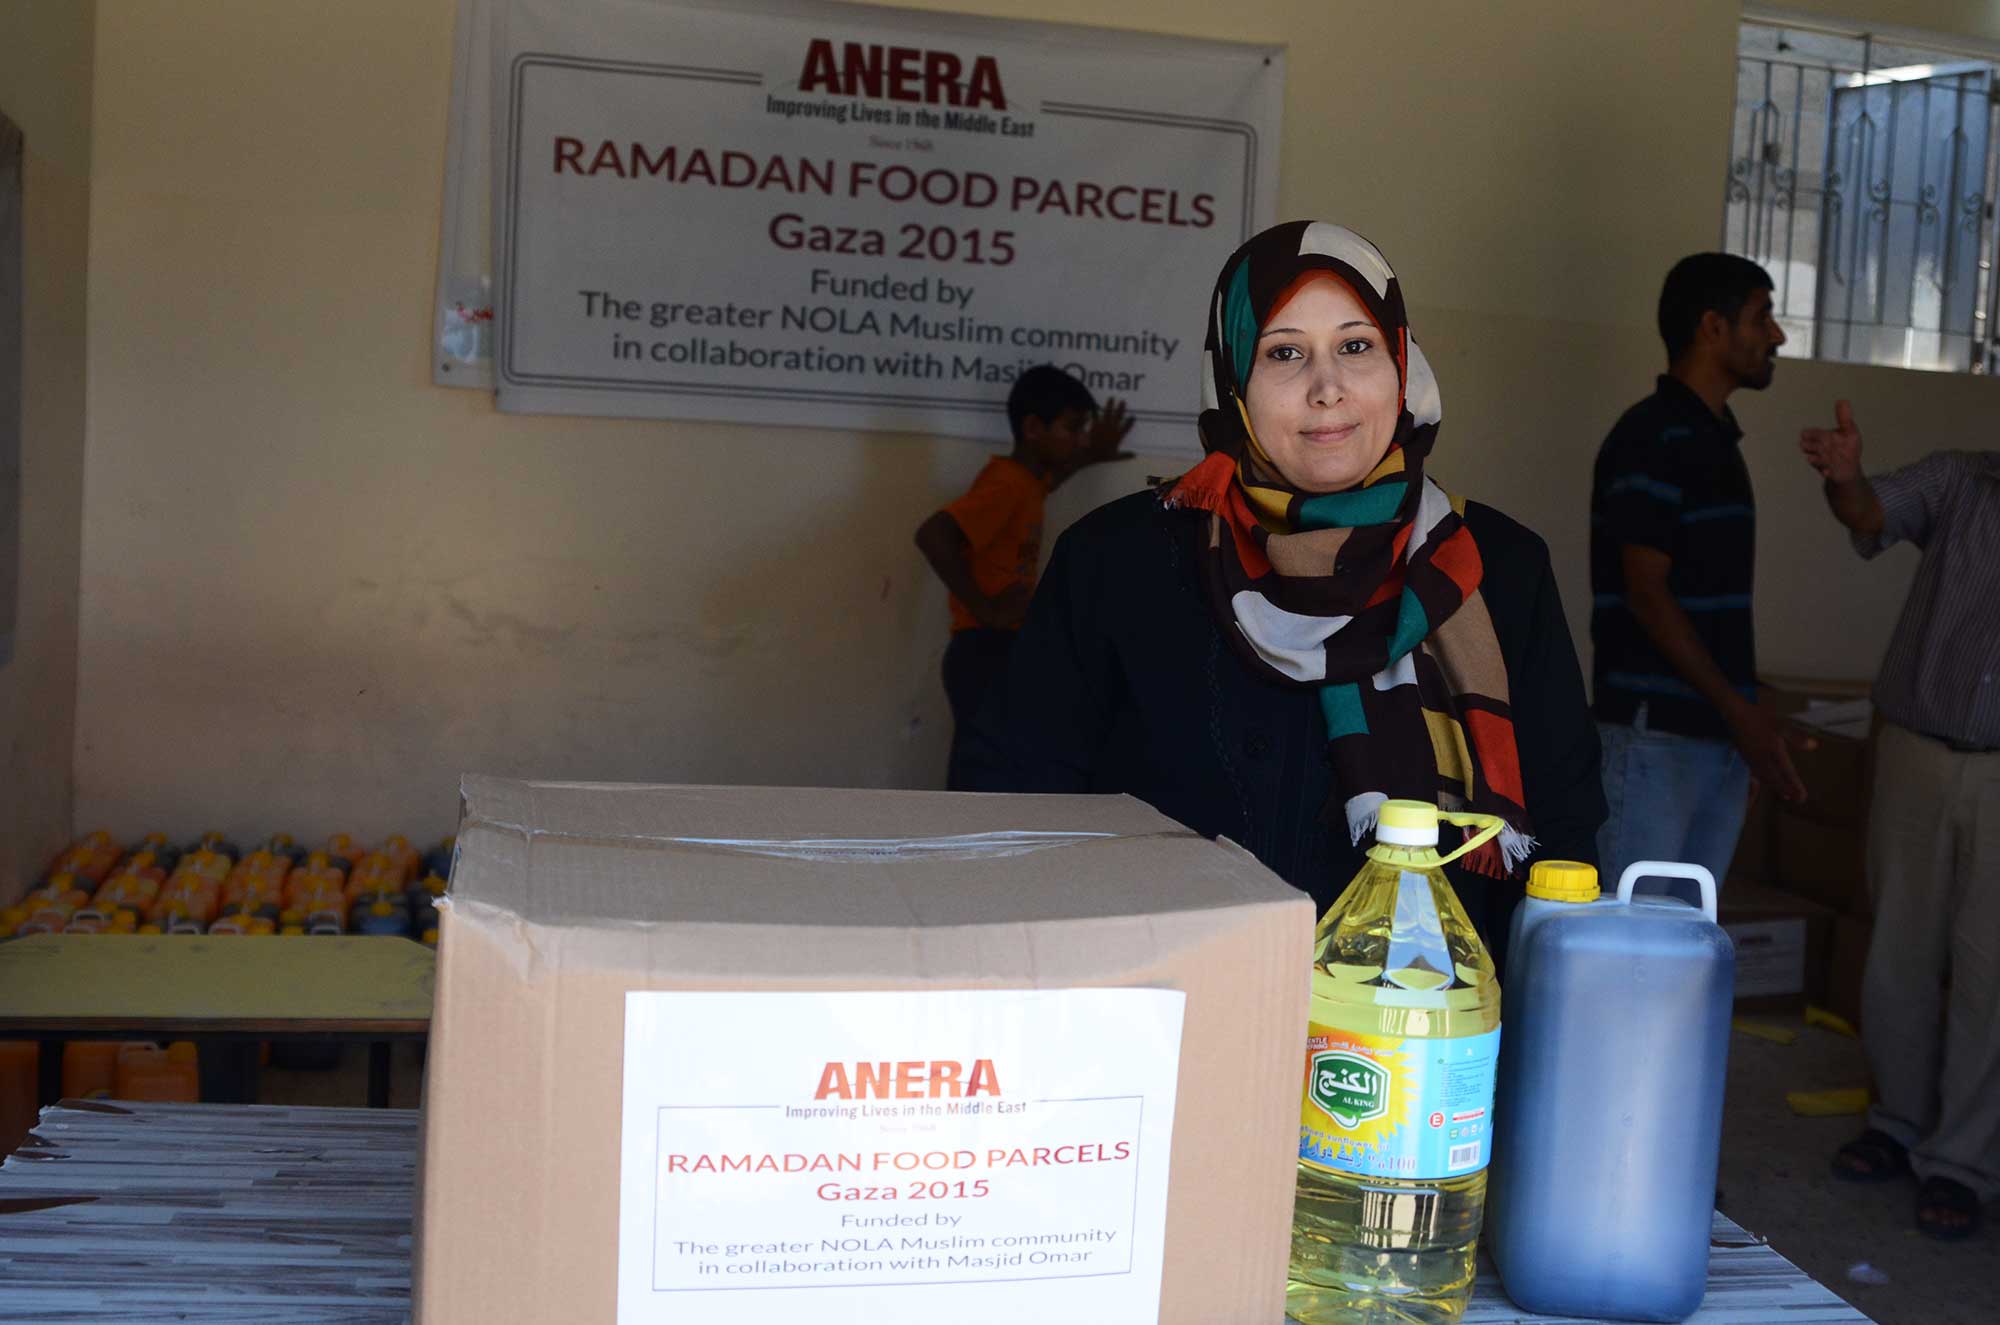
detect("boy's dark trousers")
[942,627,1017,791]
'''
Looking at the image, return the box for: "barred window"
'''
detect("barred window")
[1727,15,2000,372]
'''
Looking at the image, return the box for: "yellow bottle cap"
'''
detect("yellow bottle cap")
[1527,860,1600,903]
[1375,799,1440,846]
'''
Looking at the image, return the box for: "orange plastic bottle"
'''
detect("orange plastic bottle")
[63,909,110,935]
[345,853,398,901]
[63,1041,153,1098]
[377,835,421,885]
[0,1041,38,1155]
[51,832,122,885]
[113,1043,200,1102]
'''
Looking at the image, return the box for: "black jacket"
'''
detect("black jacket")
[964,490,1606,965]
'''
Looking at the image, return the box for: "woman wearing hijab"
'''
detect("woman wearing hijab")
[974,221,1604,957]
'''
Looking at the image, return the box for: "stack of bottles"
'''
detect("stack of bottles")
[0,830,453,1124]
[59,1040,201,1103]
[0,1039,208,1138]
[2,830,452,944]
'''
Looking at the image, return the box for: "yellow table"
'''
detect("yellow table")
[0,934,434,1107]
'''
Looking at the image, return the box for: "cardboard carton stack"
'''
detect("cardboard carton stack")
[1720,676,1875,1019]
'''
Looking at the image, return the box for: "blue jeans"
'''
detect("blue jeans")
[1597,705,1749,906]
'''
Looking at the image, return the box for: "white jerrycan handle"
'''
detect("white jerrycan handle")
[1616,860,1719,923]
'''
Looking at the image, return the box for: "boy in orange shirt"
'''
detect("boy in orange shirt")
[915,366,1132,788]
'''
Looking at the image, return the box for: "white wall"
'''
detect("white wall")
[70,0,2000,844]
[1736,358,1991,684]
[0,0,92,899]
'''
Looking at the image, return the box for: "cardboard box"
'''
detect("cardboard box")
[416,777,1314,1325]
[1763,673,1872,720]
[1727,793,1771,885]
[1772,811,1871,918]
[1759,677,1876,918]
[1763,677,1875,828]
[1825,914,1874,1027]
[1785,716,1873,827]
[1719,882,1834,1011]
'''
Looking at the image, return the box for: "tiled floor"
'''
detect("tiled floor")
[1717,1014,1997,1325]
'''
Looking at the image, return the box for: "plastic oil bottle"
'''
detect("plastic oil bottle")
[1288,800,1503,1325]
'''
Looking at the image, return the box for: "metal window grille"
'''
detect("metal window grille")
[1725,19,2000,373]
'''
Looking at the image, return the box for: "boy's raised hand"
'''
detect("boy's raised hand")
[1080,398,1136,468]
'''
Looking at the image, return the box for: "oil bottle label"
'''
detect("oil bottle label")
[1298,1024,1500,1180]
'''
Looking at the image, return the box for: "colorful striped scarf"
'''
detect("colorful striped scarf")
[1163,221,1533,877]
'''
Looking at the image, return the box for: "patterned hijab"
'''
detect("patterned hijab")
[1163,220,1532,877]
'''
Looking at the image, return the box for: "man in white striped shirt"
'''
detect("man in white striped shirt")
[1802,400,2000,1241]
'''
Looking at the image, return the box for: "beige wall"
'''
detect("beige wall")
[0,0,92,899]
[71,0,2000,844]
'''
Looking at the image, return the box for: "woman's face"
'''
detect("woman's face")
[1243,277,1401,494]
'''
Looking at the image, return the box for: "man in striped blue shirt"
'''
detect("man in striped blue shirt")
[1590,254,1805,898]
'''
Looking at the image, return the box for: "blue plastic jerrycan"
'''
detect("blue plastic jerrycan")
[1488,860,1736,1322]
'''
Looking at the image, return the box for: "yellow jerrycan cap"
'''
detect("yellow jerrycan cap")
[1528,860,1600,903]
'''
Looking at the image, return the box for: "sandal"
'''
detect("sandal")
[1916,1176,1984,1242]
[1831,1128,1909,1183]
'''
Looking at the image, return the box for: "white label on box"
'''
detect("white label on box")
[1723,918,1807,998]
[616,988,1186,1325]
